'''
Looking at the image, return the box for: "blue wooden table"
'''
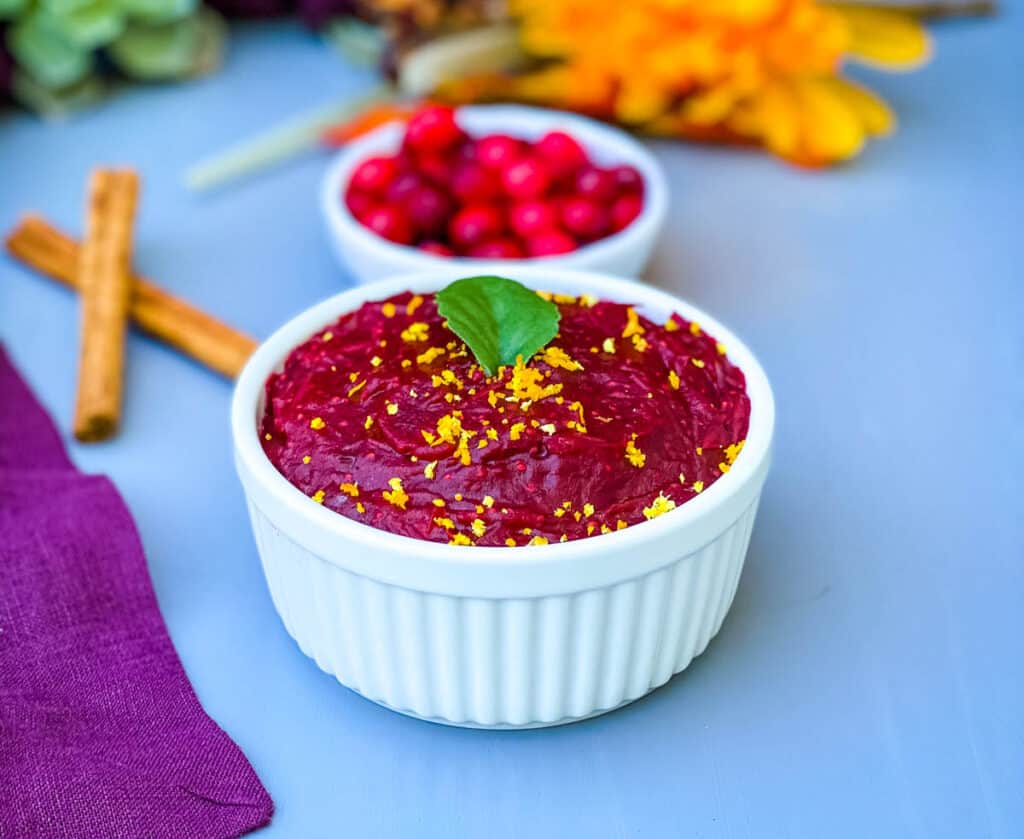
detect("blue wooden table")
[1,16,1021,838]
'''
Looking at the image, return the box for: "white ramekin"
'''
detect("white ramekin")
[232,267,773,728]
[320,105,669,285]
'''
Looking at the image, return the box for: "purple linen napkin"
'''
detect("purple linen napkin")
[0,347,273,839]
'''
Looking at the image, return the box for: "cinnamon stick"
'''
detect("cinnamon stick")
[74,169,139,442]
[5,215,257,379]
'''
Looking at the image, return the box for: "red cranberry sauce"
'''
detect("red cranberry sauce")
[261,292,750,547]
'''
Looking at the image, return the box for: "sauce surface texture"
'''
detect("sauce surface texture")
[260,291,750,547]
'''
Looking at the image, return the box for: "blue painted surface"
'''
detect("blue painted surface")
[1,16,1021,838]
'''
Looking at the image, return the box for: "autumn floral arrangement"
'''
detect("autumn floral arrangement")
[2,0,941,165]
[430,1,932,165]
[382,0,935,166]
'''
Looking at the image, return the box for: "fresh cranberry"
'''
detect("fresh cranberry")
[526,230,577,257]
[449,204,505,250]
[385,172,424,205]
[561,197,609,240]
[476,135,524,170]
[509,200,559,238]
[344,189,375,220]
[574,166,617,202]
[391,149,418,175]
[469,238,525,259]
[405,184,452,237]
[454,138,479,163]
[610,164,644,194]
[419,241,456,257]
[535,130,588,176]
[610,194,643,233]
[349,156,398,194]
[404,105,463,153]
[362,206,413,245]
[349,122,633,253]
[451,162,500,204]
[501,157,552,200]
[414,152,453,186]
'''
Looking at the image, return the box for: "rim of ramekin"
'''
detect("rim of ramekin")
[232,266,774,591]
[320,105,669,277]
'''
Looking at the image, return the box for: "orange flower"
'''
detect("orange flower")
[437,0,931,165]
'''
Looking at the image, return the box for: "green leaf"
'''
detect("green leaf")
[118,0,197,26]
[106,7,212,80]
[11,67,108,117]
[42,0,124,49]
[182,7,226,79]
[7,12,94,89]
[0,0,29,22]
[436,276,561,376]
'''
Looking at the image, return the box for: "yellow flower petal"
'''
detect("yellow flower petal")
[741,80,803,159]
[615,80,672,125]
[681,85,746,127]
[823,76,894,137]
[833,6,932,71]
[443,0,929,166]
[791,77,867,163]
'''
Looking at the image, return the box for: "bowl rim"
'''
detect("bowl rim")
[232,266,774,585]
[320,104,670,273]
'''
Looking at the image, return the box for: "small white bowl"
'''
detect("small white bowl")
[232,267,773,728]
[321,105,669,285]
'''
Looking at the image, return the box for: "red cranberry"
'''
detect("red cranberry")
[501,157,552,200]
[349,156,398,194]
[526,231,577,257]
[561,197,609,239]
[419,241,456,257]
[455,138,479,161]
[610,164,644,194]
[385,172,424,205]
[535,130,588,176]
[414,151,453,186]
[451,162,500,204]
[344,189,375,220]
[405,184,452,237]
[509,200,559,238]
[469,238,525,259]
[404,105,463,153]
[610,194,643,233]
[362,206,413,245]
[449,204,504,250]
[476,135,524,170]
[574,166,617,202]
[392,150,418,175]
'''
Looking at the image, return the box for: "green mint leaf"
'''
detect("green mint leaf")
[436,275,561,376]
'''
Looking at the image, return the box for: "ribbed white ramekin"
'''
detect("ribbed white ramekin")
[232,267,774,728]
[321,105,669,284]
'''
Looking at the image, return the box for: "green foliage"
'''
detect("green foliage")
[42,0,124,48]
[119,0,197,26]
[436,276,561,376]
[11,65,106,116]
[0,0,30,19]
[3,0,223,113]
[108,8,203,79]
[8,10,94,89]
